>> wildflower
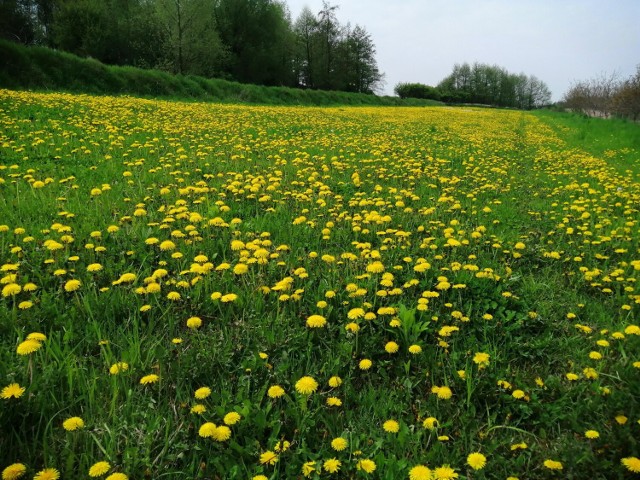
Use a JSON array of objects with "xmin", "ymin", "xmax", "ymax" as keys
[
  {"xmin": 466, "ymin": 452, "xmax": 486, "ymax": 470},
  {"xmin": 295, "ymin": 376, "xmax": 318, "ymax": 395},
  {"xmin": 198, "ymin": 422, "xmax": 217, "ymax": 438},
  {"xmin": 622, "ymin": 457, "xmax": 640, "ymax": 473},
  {"xmin": 385, "ymin": 341, "xmax": 399, "ymax": 353},
  {"xmin": 326, "ymin": 396, "xmax": 342, "ymax": 406},
  {"xmin": 267, "ymin": 385, "xmax": 285, "ymax": 398},
  {"xmin": 88, "ymin": 461, "xmax": 110, "ymax": 477},
  {"xmin": 167, "ymin": 291, "xmax": 181, "ymax": 301},
  {"xmin": 348, "ymin": 307, "xmax": 365, "ymax": 319},
  {"xmin": 331, "ymin": 437, "xmax": 348, "ymax": 451},
  {"xmin": 33, "ymin": 469, "xmax": 60, "ymax": 480},
  {"xmin": 356, "ymin": 459, "xmax": 376, "ymax": 474},
  {"xmin": 109, "ymin": 362, "xmax": 129, "ymax": 375},
  {"xmin": 409, "ymin": 465, "xmax": 432, "ymax": 480},
  {"xmin": 62, "ymin": 417, "xmax": 84, "ymax": 431},
  {"xmin": 223, "ymin": 412, "xmax": 241, "ymax": 425},
  {"xmin": 212, "ymin": 425, "xmax": 231, "ymax": 441},
  {"xmin": 306, "ymin": 315, "xmax": 327, "ymax": 328},
  {"xmin": 359, "ymin": 359, "xmax": 372, "ymax": 370},
  {"xmin": 2, "ymin": 463, "xmax": 26, "ymax": 480},
  {"xmin": 302, "ymin": 461, "xmax": 317, "ymax": 477},
  {"xmin": 1, "ymin": 383, "xmax": 25, "ymax": 399},
  {"xmin": 615, "ymin": 415, "xmax": 628, "ymax": 425},
  {"xmin": 2, "ymin": 283, "xmax": 21, "ymax": 297},
  {"xmin": 194, "ymin": 387, "xmax": 211, "ymax": 399},
  {"xmin": 252, "ymin": 476, "xmax": 268, "ymax": 480},
  {"xmin": 433, "ymin": 466, "xmax": 458, "ymax": 479},
  {"xmin": 64, "ymin": 279, "xmax": 81, "ymax": 292},
  {"xmin": 186, "ymin": 317, "xmax": 202, "ymax": 329},
  {"xmin": 191, "ymin": 404, "xmax": 206, "ymax": 414},
  {"xmin": 105, "ymin": 474, "xmax": 127, "ymax": 480},
  {"xmin": 259, "ymin": 451, "xmax": 278, "ymax": 466},
  {"xmin": 423, "ymin": 417, "xmax": 438, "ymax": 430},
  {"xmin": 345, "ymin": 322, "xmax": 360, "ymax": 333},
  {"xmin": 274, "ymin": 440, "xmax": 290, "ymax": 452},
  {"xmin": 16, "ymin": 339, "xmax": 42, "ymax": 355},
  {"xmin": 512, "ymin": 389, "xmax": 525, "ymax": 399},
  {"xmin": 473, "ymin": 352, "xmax": 490, "ymax": 368},
  {"xmin": 140, "ymin": 374, "xmax": 159, "ymax": 385},
  {"xmin": 383, "ymin": 419, "xmax": 400, "ymax": 432},
  {"xmin": 584, "ymin": 430, "xmax": 599, "ymax": 439},
  {"xmin": 328, "ymin": 376, "xmax": 342, "ymax": 387},
  {"xmin": 323, "ymin": 458, "xmax": 341, "ymax": 474},
  {"xmin": 432, "ymin": 386, "xmax": 452, "ymax": 400},
  {"xmin": 221, "ymin": 293, "xmax": 237, "ymax": 302},
  {"xmin": 543, "ymin": 460, "xmax": 563, "ymax": 470},
  {"xmin": 409, "ymin": 344, "xmax": 422, "ymax": 354}
]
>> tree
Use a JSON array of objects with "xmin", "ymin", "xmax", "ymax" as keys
[
  {"xmin": 293, "ymin": 5, "xmax": 317, "ymax": 88},
  {"xmin": 394, "ymin": 82, "xmax": 440, "ymax": 100},
  {"xmin": 611, "ymin": 66, "xmax": 640, "ymax": 120},
  {"xmin": 337, "ymin": 24, "xmax": 382, "ymax": 93}
]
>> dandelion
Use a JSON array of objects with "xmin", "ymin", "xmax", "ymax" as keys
[
  {"xmin": 409, "ymin": 344, "xmax": 422, "ymax": 354},
  {"xmin": 306, "ymin": 314, "xmax": 327, "ymax": 328},
  {"xmin": 2, "ymin": 463, "xmax": 26, "ymax": 480},
  {"xmin": 212, "ymin": 425, "xmax": 231, "ymax": 441},
  {"xmin": 105, "ymin": 474, "xmax": 127, "ymax": 480},
  {"xmin": 409, "ymin": 465, "xmax": 432, "ymax": 480},
  {"xmin": 295, "ymin": 376, "xmax": 318, "ymax": 395},
  {"xmin": 622, "ymin": 457, "xmax": 640, "ymax": 473},
  {"xmin": 301, "ymin": 461, "xmax": 317, "ymax": 477},
  {"xmin": 62, "ymin": 417, "xmax": 84, "ymax": 431},
  {"xmin": 198, "ymin": 422, "xmax": 217, "ymax": 438},
  {"xmin": 432, "ymin": 386, "xmax": 452, "ymax": 400},
  {"xmin": 584, "ymin": 430, "xmax": 599, "ymax": 439},
  {"xmin": 473, "ymin": 352, "xmax": 490, "ymax": 368},
  {"xmin": 466, "ymin": 452, "xmax": 486, "ymax": 470},
  {"xmin": 1, "ymin": 383, "xmax": 25, "ymax": 399},
  {"xmin": 326, "ymin": 396, "xmax": 342, "ymax": 406},
  {"xmin": 331, "ymin": 437, "xmax": 348, "ymax": 451},
  {"xmin": 64, "ymin": 279, "xmax": 81, "ymax": 292},
  {"xmin": 432, "ymin": 466, "xmax": 458, "ymax": 479},
  {"xmin": 328, "ymin": 376, "xmax": 342, "ymax": 387},
  {"xmin": 323, "ymin": 458, "xmax": 341, "ymax": 474},
  {"xmin": 186, "ymin": 317, "xmax": 202, "ymax": 329},
  {"xmin": 267, "ymin": 385, "xmax": 285, "ymax": 398},
  {"xmin": 220, "ymin": 293, "xmax": 237, "ymax": 303},
  {"xmin": 223, "ymin": 412, "xmax": 241, "ymax": 425},
  {"xmin": 383, "ymin": 419, "xmax": 400, "ymax": 433},
  {"xmin": 259, "ymin": 451, "xmax": 278, "ymax": 466},
  {"xmin": 194, "ymin": 387, "xmax": 211, "ymax": 399},
  {"xmin": 423, "ymin": 417, "xmax": 438, "ymax": 430},
  {"xmin": 543, "ymin": 460, "xmax": 563, "ymax": 470},
  {"xmin": 33, "ymin": 469, "xmax": 60, "ymax": 480},
  {"xmin": 512, "ymin": 389, "xmax": 526, "ymax": 399},
  {"xmin": 191, "ymin": 404, "xmax": 206, "ymax": 414},
  {"xmin": 359, "ymin": 359, "xmax": 372, "ymax": 370},
  {"xmin": 16, "ymin": 339, "xmax": 42, "ymax": 355},
  {"xmin": 140, "ymin": 374, "xmax": 159, "ymax": 385},
  {"xmin": 385, "ymin": 341, "xmax": 399, "ymax": 353},
  {"xmin": 88, "ymin": 461, "xmax": 110, "ymax": 477},
  {"xmin": 353, "ymin": 459, "xmax": 376, "ymax": 474},
  {"xmin": 2, "ymin": 283, "xmax": 21, "ymax": 297},
  {"xmin": 109, "ymin": 362, "xmax": 129, "ymax": 375}
]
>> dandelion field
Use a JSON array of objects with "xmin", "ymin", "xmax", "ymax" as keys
[{"xmin": 1, "ymin": 89, "xmax": 639, "ymax": 479}]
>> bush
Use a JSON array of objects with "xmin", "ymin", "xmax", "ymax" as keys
[{"xmin": 394, "ymin": 82, "xmax": 441, "ymax": 100}]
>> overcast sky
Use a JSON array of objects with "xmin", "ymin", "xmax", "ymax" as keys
[{"xmin": 284, "ymin": 0, "xmax": 639, "ymax": 100}]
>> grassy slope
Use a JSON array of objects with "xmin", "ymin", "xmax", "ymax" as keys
[{"xmin": 0, "ymin": 40, "xmax": 442, "ymax": 107}]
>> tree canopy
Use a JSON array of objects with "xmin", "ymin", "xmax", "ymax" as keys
[{"xmin": 0, "ymin": 0, "xmax": 384, "ymax": 93}]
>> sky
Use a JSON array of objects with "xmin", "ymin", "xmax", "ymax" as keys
[{"xmin": 284, "ymin": 0, "xmax": 640, "ymax": 100}]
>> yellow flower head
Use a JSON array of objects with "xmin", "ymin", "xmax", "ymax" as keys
[
  {"xmin": 62, "ymin": 416, "xmax": 84, "ymax": 431},
  {"xmin": 88, "ymin": 461, "xmax": 110, "ymax": 477},
  {"xmin": 467, "ymin": 452, "xmax": 487, "ymax": 470},
  {"xmin": 295, "ymin": 376, "xmax": 318, "ymax": 395}
]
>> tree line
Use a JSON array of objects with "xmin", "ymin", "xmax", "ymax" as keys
[
  {"xmin": 0, "ymin": 0, "xmax": 383, "ymax": 93},
  {"xmin": 562, "ymin": 67, "xmax": 640, "ymax": 120},
  {"xmin": 395, "ymin": 62, "xmax": 552, "ymax": 109}
]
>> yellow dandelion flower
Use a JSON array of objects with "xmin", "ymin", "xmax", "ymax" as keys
[
  {"xmin": 422, "ymin": 417, "xmax": 438, "ymax": 430},
  {"xmin": 306, "ymin": 314, "xmax": 327, "ymax": 328},
  {"xmin": 16, "ymin": 339, "xmax": 42, "ymax": 355},
  {"xmin": 409, "ymin": 465, "xmax": 432, "ymax": 480},
  {"xmin": 64, "ymin": 279, "xmax": 81, "ymax": 292},
  {"xmin": 1, "ymin": 383, "xmax": 25, "ymax": 399},
  {"xmin": 433, "ymin": 465, "xmax": 458, "ymax": 479},
  {"xmin": 140, "ymin": 374, "xmax": 159, "ymax": 385},
  {"xmin": 385, "ymin": 341, "xmax": 399, "ymax": 353},
  {"xmin": 105, "ymin": 473, "xmax": 127, "ymax": 480},
  {"xmin": 33, "ymin": 468, "xmax": 60, "ymax": 480},
  {"xmin": 194, "ymin": 387, "xmax": 211, "ymax": 399},
  {"xmin": 467, "ymin": 452, "xmax": 486, "ymax": 470},
  {"xmin": 88, "ymin": 461, "xmax": 110, "ymax": 477},
  {"xmin": 359, "ymin": 359, "xmax": 372, "ymax": 370},
  {"xmin": 186, "ymin": 317, "xmax": 202, "ymax": 329},
  {"xmin": 212, "ymin": 425, "xmax": 231, "ymax": 442},
  {"xmin": 543, "ymin": 460, "xmax": 563, "ymax": 470},
  {"xmin": 62, "ymin": 416, "xmax": 84, "ymax": 431},
  {"xmin": 259, "ymin": 451, "xmax": 278, "ymax": 466},
  {"xmin": 622, "ymin": 457, "xmax": 640, "ymax": 473},
  {"xmin": 295, "ymin": 376, "xmax": 318, "ymax": 395},
  {"xmin": 356, "ymin": 459, "xmax": 376, "ymax": 474},
  {"xmin": 2, "ymin": 463, "xmax": 27, "ymax": 480},
  {"xmin": 198, "ymin": 422, "xmax": 217, "ymax": 438},
  {"xmin": 383, "ymin": 419, "xmax": 400, "ymax": 433},
  {"xmin": 331, "ymin": 437, "xmax": 348, "ymax": 451},
  {"xmin": 223, "ymin": 412, "xmax": 241, "ymax": 425},
  {"xmin": 323, "ymin": 458, "xmax": 341, "ymax": 474},
  {"xmin": 267, "ymin": 385, "xmax": 285, "ymax": 398},
  {"xmin": 328, "ymin": 376, "xmax": 342, "ymax": 387}
]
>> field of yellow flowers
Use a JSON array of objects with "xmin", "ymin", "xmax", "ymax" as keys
[{"xmin": 0, "ymin": 89, "xmax": 639, "ymax": 480}]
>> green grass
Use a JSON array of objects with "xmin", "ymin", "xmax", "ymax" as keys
[
  {"xmin": 0, "ymin": 40, "xmax": 442, "ymax": 107},
  {"xmin": 0, "ymin": 91, "xmax": 639, "ymax": 479}
]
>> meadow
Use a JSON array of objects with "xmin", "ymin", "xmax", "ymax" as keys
[{"xmin": 0, "ymin": 89, "xmax": 639, "ymax": 480}]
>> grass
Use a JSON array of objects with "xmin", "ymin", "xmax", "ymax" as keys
[
  {"xmin": 0, "ymin": 89, "xmax": 639, "ymax": 480},
  {"xmin": 0, "ymin": 40, "xmax": 441, "ymax": 107}
]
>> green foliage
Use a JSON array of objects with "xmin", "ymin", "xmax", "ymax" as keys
[
  {"xmin": 394, "ymin": 83, "xmax": 441, "ymax": 100},
  {"xmin": 0, "ymin": 40, "xmax": 441, "ymax": 106}
]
